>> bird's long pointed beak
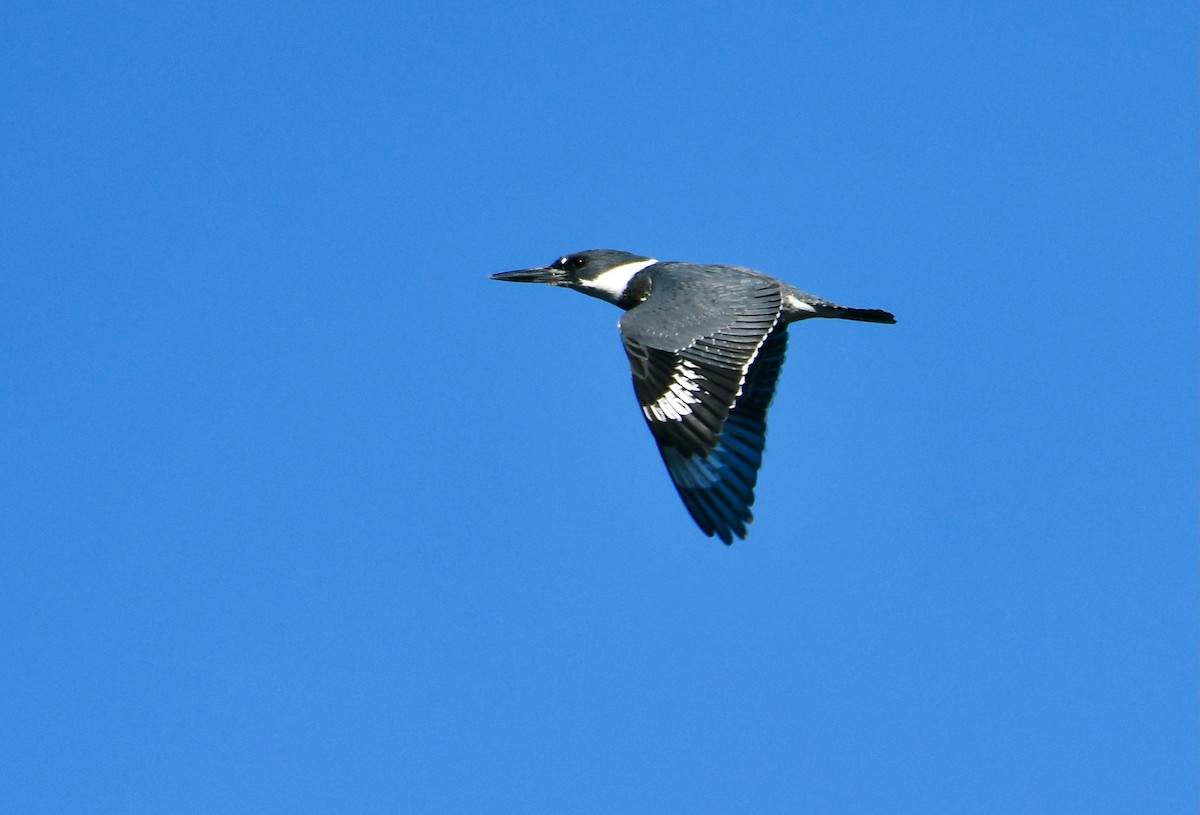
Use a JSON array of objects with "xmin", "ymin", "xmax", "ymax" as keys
[{"xmin": 490, "ymin": 267, "xmax": 567, "ymax": 285}]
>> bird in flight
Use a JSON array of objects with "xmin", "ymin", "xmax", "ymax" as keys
[{"xmin": 491, "ymin": 249, "xmax": 895, "ymax": 544}]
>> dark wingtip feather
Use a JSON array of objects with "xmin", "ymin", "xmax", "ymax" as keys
[{"xmin": 664, "ymin": 449, "xmax": 753, "ymax": 545}]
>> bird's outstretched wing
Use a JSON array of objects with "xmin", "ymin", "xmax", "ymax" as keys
[{"xmin": 619, "ymin": 269, "xmax": 787, "ymax": 543}]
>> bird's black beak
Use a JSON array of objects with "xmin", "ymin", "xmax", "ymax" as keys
[{"xmin": 490, "ymin": 267, "xmax": 568, "ymax": 285}]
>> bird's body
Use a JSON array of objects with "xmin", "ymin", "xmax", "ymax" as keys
[{"xmin": 492, "ymin": 250, "xmax": 894, "ymax": 544}]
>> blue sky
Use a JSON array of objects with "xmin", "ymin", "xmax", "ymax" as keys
[{"xmin": 2, "ymin": 2, "xmax": 1195, "ymax": 812}]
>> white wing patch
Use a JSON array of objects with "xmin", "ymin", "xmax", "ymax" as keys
[{"xmin": 642, "ymin": 359, "xmax": 704, "ymax": 422}]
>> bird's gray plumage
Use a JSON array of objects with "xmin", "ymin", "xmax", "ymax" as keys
[{"xmin": 491, "ymin": 249, "xmax": 895, "ymax": 545}]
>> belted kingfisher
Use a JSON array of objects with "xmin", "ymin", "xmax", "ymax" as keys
[{"xmin": 492, "ymin": 249, "xmax": 895, "ymax": 545}]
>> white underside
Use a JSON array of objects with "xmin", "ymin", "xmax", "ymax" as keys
[
  {"xmin": 784, "ymin": 291, "xmax": 818, "ymax": 313},
  {"xmin": 577, "ymin": 258, "xmax": 657, "ymax": 301}
]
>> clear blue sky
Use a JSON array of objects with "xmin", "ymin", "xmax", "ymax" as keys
[{"xmin": 2, "ymin": 2, "xmax": 1195, "ymax": 812}]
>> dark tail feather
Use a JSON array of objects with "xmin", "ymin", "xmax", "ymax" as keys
[{"xmin": 819, "ymin": 305, "xmax": 896, "ymax": 324}]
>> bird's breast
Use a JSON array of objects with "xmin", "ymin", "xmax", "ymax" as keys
[{"xmin": 616, "ymin": 271, "xmax": 653, "ymax": 310}]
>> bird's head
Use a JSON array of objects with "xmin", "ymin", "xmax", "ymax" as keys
[{"xmin": 491, "ymin": 249, "xmax": 657, "ymax": 305}]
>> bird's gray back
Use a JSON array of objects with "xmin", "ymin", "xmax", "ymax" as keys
[{"xmin": 618, "ymin": 263, "xmax": 784, "ymax": 352}]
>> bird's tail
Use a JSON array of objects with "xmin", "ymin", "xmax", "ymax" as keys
[
  {"xmin": 815, "ymin": 304, "xmax": 896, "ymax": 324},
  {"xmin": 785, "ymin": 289, "xmax": 896, "ymax": 324}
]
